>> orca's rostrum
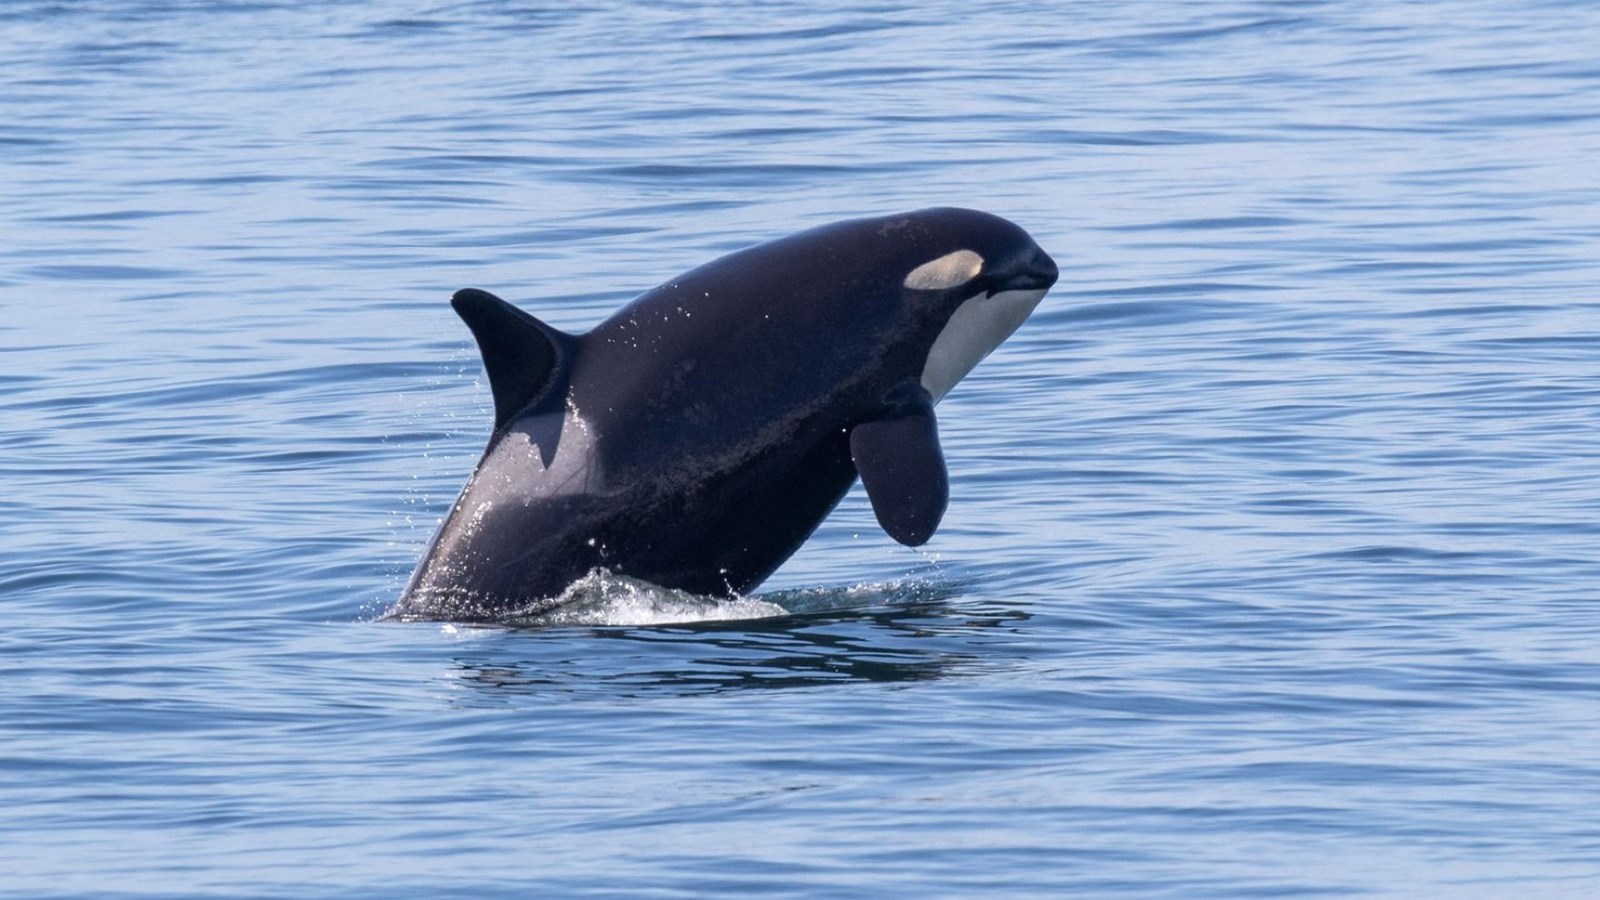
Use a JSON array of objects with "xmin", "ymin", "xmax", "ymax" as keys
[{"xmin": 392, "ymin": 208, "xmax": 1058, "ymax": 621}]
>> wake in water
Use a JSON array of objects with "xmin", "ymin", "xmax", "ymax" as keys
[{"xmin": 383, "ymin": 567, "xmax": 962, "ymax": 628}]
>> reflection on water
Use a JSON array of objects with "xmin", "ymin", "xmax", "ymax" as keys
[{"xmin": 444, "ymin": 579, "xmax": 1032, "ymax": 697}]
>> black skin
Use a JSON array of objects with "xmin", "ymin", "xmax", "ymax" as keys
[{"xmin": 391, "ymin": 207, "xmax": 1057, "ymax": 622}]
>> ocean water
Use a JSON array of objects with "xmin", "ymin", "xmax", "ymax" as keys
[{"xmin": 3, "ymin": 0, "xmax": 1599, "ymax": 896}]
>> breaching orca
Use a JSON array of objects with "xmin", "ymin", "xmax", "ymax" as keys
[{"xmin": 391, "ymin": 208, "xmax": 1057, "ymax": 621}]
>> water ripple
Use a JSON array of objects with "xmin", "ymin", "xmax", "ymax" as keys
[{"xmin": 4, "ymin": 0, "xmax": 1600, "ymax": 896}]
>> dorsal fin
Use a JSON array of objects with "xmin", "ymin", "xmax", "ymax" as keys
[{"xmin": 451, "ymin": 288, "xmax": 575, "ymax": 432}]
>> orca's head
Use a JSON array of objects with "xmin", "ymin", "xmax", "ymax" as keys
[{"xmin": 887, "ymin": 208, "xmax": 1058, "ymax": 402}]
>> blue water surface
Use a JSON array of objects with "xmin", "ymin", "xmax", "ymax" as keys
[{"xmin": 3, "ymin": 1, "xmax": 1599, "ymax": 896}]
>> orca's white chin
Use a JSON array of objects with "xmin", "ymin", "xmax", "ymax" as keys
[{"xmin": 920, "ymin": 287, "xmax": 1047, "ymax": 402}]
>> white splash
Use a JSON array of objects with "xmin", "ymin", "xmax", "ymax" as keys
[{"xmin": 507, "ymin": 570, "xmax": 788, "ymax": 627}]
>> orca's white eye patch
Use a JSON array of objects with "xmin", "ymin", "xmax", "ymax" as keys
[{"xmin": 903, "ymin": 249, "xmax": 984, "ymax": 292}]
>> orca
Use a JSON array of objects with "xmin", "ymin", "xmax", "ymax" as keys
[{"xmin": 391, "ymin": 208, "xmax": 1057, "ymax": 621}]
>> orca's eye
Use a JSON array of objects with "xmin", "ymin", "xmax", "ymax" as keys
[{"xmin": 903, "ymin": 249, "xmax": 984, "ymax": 292}]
